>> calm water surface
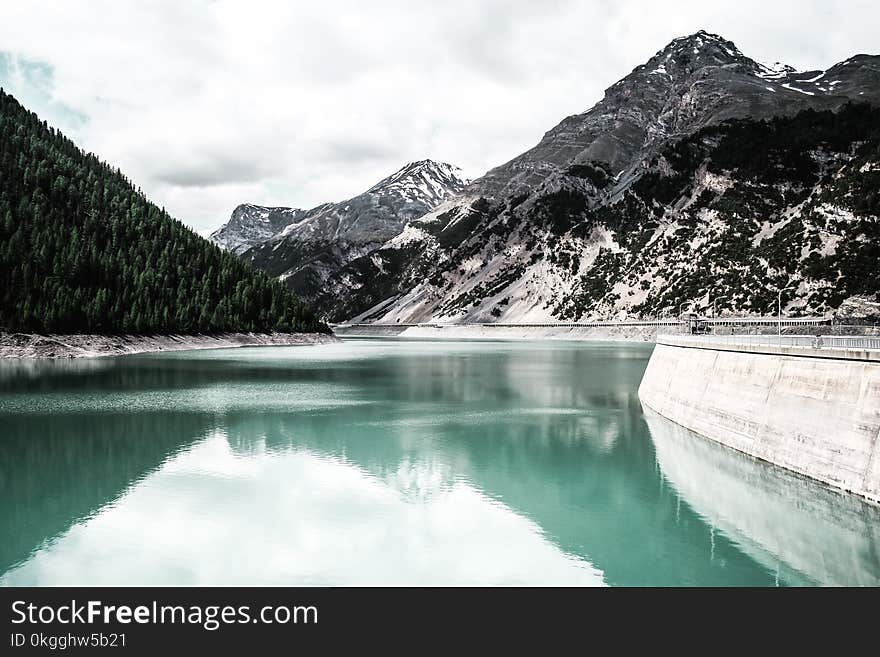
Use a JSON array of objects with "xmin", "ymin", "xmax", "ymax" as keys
[{"xmin": 1, "ymin": 338, "xmax": 878, "ymax": 586}]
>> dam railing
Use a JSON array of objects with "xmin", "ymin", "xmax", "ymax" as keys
[{"xmin": 659, "ymin": 333, "xmax": 880, "ymax": 352}]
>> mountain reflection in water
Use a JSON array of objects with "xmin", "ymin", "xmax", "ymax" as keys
[{"xmin": 1, "ymin": 339, "xmax": 877, "ymax": 585}]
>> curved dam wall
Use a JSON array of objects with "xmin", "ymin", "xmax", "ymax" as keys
[{"xmin": 638, "ymin": 336, "xmax": 880, "ymax": 503}]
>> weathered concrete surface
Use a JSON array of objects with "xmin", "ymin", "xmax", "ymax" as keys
[{"xmin": 639, "ymin": 338, "xmax": 880, "ymax": 503}]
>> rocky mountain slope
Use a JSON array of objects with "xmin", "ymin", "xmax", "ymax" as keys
[
  {"xmin": 213, "ymin": 160, "xmax": 466, "ymax": 304},
  {"xmin": 315, "ymin": 31, "xmax": 879, "ymax": 323},
  {"xmin": 210, "ymin": 204, "xmax": 317, "ymax": 255}
]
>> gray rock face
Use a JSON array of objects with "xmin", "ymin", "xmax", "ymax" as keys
[
  {"xmin": 473, "ymin": 31, "xmax": 878, "ymax": 201},
  {"xmin": 235, "ymin": 160, "xmax": 467, "ymax": 304},
  {"xmin": 209, "ymin": 203, "xmax": 315, "ymax": 255},
  {"xmin": 317, "ymin": 31, "xmax": 880, "ymax": 323}
]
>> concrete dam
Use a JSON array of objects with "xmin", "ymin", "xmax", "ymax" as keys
[{"xmin": 638, "ymin": 334, "xmax": 880, "ymax": 504}]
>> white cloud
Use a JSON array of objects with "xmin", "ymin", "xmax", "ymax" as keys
[{"xmin": 0, "ymin": 0, "xmax": 876, "ymax": 232}]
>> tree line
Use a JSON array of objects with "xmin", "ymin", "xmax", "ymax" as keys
[{"xmin": 0, "ymin": 88, "xmax": 327, "ymax": 335}]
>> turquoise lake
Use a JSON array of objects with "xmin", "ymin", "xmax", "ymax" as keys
[{"xmin": 1, "ymin": 338, "xmax": 878, "ymax": 586}]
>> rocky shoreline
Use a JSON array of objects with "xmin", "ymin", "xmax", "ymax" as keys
[{"xmin": 0, "ymin": 331, "xmax": 338, "ymax": 359}]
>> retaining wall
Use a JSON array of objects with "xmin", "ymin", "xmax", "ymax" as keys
[{"xmin": 638, "ymin": 336, "xmax": 880, "ymax": 503}]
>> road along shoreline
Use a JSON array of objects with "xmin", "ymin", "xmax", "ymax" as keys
[{"xmin": 334, "ymin": 323, "xmax": 661, "ymax": 342}]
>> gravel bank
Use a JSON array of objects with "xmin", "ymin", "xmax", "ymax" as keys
[{"xmin": 0, "ymin": 332, "xmax": 338, "ymax": 359}]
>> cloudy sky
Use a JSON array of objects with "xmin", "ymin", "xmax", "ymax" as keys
[{"xmin": 0, "ymin": 1, "xmax": 876, "ymax": 233}]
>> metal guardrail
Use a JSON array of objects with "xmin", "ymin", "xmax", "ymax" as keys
[
  {"xmin": 698, "ymin": 317, "xmax": 832, "ymax": 325},
  {"xmin": 335, "ymin": 321, "xmax": 682, "ymax": 328},
  {"xmin": 660, "ymin": 333, "xmax": 880, "ymax": 351}
]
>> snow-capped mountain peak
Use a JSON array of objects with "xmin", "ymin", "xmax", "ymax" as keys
[
  {"xmin": 368, "ymin": 159, "xmax": 469, "ymax": 206},
  {"xmin": 210, "ymin": 160, "xmax": 466, "ymax": 258},
  {"xmin": 644, "ymin": 31, "xmax": 796, "ymax": 82},
  {"xmin": 658, "ymin": 30, "xmax": 746, "ymax": 63},
  {"xmin": 229, "ymin": 159, "xmax": 468, "ymax": 304}
]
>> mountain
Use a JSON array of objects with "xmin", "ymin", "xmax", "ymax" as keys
[
  {"xmin": 0, "ymin": 88, "xmax": 326, "ymax": 335},
  {"xmin": 316, "ymin": 31, "xmax": 880, "ymax": 323},
  {"xmin": 210, "ymin": 204, "xmax": 318, "ymax": 255},
  {"xmin": 475, "ymin": 32, "xmax": 878, "ymax": 199},
  {"xmin": 218, "ymin": 160, "xmax": 466, "ymax": 305}
]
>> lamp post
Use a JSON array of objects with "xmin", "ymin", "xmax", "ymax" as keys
[
  {"xmin": 712, "ymin": 296, "xmax": 727, "ymax": 335},
  {"xmin": 777, "ymin": 283, "xmax": 797, "ymax": 340}
]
